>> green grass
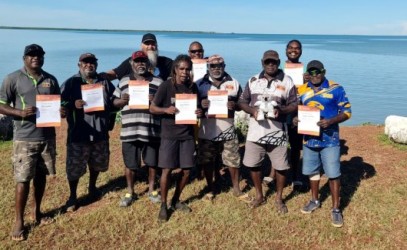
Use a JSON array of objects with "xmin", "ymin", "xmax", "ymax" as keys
[
  {"xmin": 0, "ymin": 126, "xmax": 406, "ymax": 249},
  {"xmin": 378, "ymin": 133, "xmax": 407, "ymax": 151}
]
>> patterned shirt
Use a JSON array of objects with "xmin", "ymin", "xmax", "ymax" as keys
[
  {"xmin": 238, "ymin": 70, "xmax": 297, "ymax": 146},
  {"xmin": 196, "ymin": 73, "xmax": 242, "ymax": 141},
  {"xmin": 297, "ymin": 79, "xmax": 352, "ymax": 148}
]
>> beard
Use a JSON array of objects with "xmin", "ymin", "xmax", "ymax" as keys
[{"xmin": 146, "ymin": 50, "xmax": 158, "ymax": 68}]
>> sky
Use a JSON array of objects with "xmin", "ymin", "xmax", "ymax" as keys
[{"xmin": 1, "ymin": 0, "xmax": 407, "ymax": 36}]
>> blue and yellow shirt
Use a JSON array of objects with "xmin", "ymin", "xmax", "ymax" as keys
[{"xmin": 297, "ymin": 79, "xmax": 351, "ymax": 148}]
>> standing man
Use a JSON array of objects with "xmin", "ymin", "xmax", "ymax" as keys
[
  {"xmin": 150, "ymin": 54, "xmax": 202, "ymax": 222},
  {"xmin": 295, "ymin": 60, "xmax": 351, "ymax": 228},
  {"xmin": 113, "ymin": 51, "xmax": 163, "ymax": 206},
  {"xmin": 196, "ymin": 55, "xmax": 247, "ymax": 201},
  {"xmin": 0, "ymin": 44, "xmax": 60, "ymax": 241},
  {"xmin": 61, "ymin": 53, "xmax": 116, "ymax": 212},
  {"xmin": 238, "ymin": 50, "xmax": 297, "ymax": 212},
  {"xmin": 105, "ymin": 33, "xmax": 173, "ymax": 81}
]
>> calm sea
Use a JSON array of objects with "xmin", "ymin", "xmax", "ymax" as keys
[{"xmin": 1, "ymin": 28, "xmax": 406, "ymax": 125}]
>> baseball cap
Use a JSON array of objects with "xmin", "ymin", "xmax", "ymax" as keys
[
  {"xmin": 131, "ymin": 50, "xmax": 148, "ymax": 60},
  {"xmin": 79, "ymin": 53, "xmax": 98, "ymax": 61},
  {"xmin": 262, "ymin": 50, "xmax": 279, "ymax": 61},
  {"xmin": 207, "ymin": 54, "xmax": 224, "ymax": 64},
  {"xmin": 306, "ymin": 60, "xmax": 324, "ymax": 71},
  {"xmin": 142, "ymin": 33, "xmax": 157, "ymax": 44},
  {"xmin": 24, "ymin": 44, "xmax": 45, "ymax": 56}
]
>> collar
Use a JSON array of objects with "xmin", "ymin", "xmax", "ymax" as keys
[
  {"xmin": 258, "ymin": 69, "xmax": 284, "ymax": 82},
  {"xmin": 198, "ymin": 72, "xmax": 233, "ymax": 87},
  {"xmin": 306, "ymin": 78, "xmax": 329, "ymax": 91}
]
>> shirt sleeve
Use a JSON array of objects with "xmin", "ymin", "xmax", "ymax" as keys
[
  {"xmin": 336, "ymin": 86, "xmax": 352, "ymax": 118},
  {"xmin": 113, "ymin": 57, "xmax": 131, "ymax": 80},
  {"xmin": 0, "ymin": 75, "xmax": 15, "ymax": 105},
  {"xmin": 238, "ymin": 81, "xmax": 251, "ymax": 105}
]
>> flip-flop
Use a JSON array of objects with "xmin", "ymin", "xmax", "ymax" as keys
[
  {"xmin": 248, "ymin": 198, "xmax": 266, "ymax": 209},
  {"xmin": 11, "ymin": 230, "xmax": 25, "ymax": 242},
  {"xmin": 202, "ymin": 193, "xmax": 214, "ymax": 202},
  {"xmin": 274, "ymin": 201, "xmax": 288, "ymax": 214},
  {"xmin": 233, "ymin": 192, "xmax": 254, "ymax": 203},
  {"xmin": 35, "ymin": 216, "xmax": 55, "ymax": 226}
]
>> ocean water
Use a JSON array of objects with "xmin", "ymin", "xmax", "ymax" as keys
[{"xmin": 1, "ymin": 29, "xmax": 406, "ymax": 125}]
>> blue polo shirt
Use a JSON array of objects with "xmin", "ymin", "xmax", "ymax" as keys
[{"xmin": 297, "ymin": 79, "xmax": 351, "ymax": 148}]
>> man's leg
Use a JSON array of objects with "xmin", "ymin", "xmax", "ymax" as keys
[
  {"xmin": 228, "ymin": 167, "xmax": 241, "ymax": 195},
  {"xmin": 32, "ymin": 172, "xmax": 46, "ymax": 222},
  {"xmin": 250, "ymin": 167, "xmax": 264, "ymax": 204},
  {"xmin": 88, "ymin": 168, "xmax": 100, "ymax": 195},
  {"xmin": 12, "ymin": 182, "xmax": 29, "ymax": 239},
  {"xmin": 202, "ymin": 164, "xmax": 214, "ymax": 194},
  {"xmin": 274, "ymin": 169, "xmax": 287, "ymax": 203},
  {"xmin": 148, "ymin": 166, "xmax": 156, "ymax": 194},
  {"xmin": 125, "ymin": 168, "xmax": 136, "ymax": 195},
  {"xmin": 329, "ymin": 178, "xmax": 341, "ymax": 209}
]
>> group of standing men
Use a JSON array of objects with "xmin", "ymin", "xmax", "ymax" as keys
[{"xmin": 1, "ymin": 33, "xmax": 352, "ymax": 241}]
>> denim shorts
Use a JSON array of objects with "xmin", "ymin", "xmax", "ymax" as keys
[{"xmin": 302, "ymin": 146, "xmax": 341, "ymax": 179}]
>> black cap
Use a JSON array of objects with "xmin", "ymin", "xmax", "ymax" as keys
[
  {"xmin": 24, "ymin": 44, "xmax": 45, "ymax": 56},
  {"xmin": 79, "ymin": 53, "xmax": 98, "ymax": 61},
  {"xmin": 142, "ymin": 33, "xmax": 157, "ymax": 43},
  {"xmin": 307, "ymin": 60, "xmax": 324, "ymax": 71}
]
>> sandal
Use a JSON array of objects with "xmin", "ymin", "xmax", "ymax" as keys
[
  {"xmin": 233, "ymin": 192, "xmax": 254, "ymax": 204},
  {"xmin": 11, "ymin": 230, "xmax": 25, "ymax": 242},
  {"xmin": 248, "ymin": 198, "xmax": 266, "ymax": 209},
  {"xmin": 274, "ymin": 201, "xmax": 288, "ymax": 214}
]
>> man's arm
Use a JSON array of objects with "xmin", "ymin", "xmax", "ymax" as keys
[
  {"xmin": 149, "ymin": 101, "xmax": 176, "ymax": 115},
  {"xmin": 0, "ymin": 103, "xmax": 36, "ymax": 118}
]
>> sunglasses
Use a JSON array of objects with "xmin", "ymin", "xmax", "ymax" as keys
[
  {"xmin": 263, "ymin": 59, "xmax": 279, "ymax": 65},
  {"xmin": 190, "ymin": 49, "xmax": 204, "ymax": 54},
  {"xmin": 307, "ymin": 69, "xmax": 325, "ymax": 76},
  {"xmin": 209, "ymin": 63, "xmax": 224, "ymax": 69},
  {"xmin": 133, "ymin": 58, "xmax": 148, "ymax": 63}
]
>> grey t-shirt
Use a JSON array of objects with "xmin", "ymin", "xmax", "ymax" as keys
[{"xmin": 0, "ymin": 68, "xmax": 60, "ymax": 141}]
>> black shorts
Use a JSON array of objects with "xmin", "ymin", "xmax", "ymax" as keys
[
  {"xmin": 122, "ymin": 141, "xmax": 159, "ymax": 170},
  {"xmin": 158, "ymin": 139, "xmax": 195, "ymax": 169}
]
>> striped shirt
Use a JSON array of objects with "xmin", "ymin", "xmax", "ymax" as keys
[{"xmin": 114, "ymin": 74, "xmax": 162, "ymax": 143}]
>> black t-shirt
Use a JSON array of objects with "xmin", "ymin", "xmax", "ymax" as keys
[
  {"xmin": 152, "ymin": 80, "xmax": 198, "ymax": 140},
  {"xmin": 113, "ymin": 56, "xmax": 173, "ymax": 81}
]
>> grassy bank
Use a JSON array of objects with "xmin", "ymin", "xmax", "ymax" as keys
[{"xmin": 0, "ymin": 124, "xmax": 406, "ymax": 249}]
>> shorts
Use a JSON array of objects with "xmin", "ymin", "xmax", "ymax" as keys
[
  {"xmin": 12, "ymin": 140, "xmax": 56, "ymax": 183},
  {"xmin": 122, "ymin": 141, "xmax": 159, "ymax": 170},
  {"xmin": 302, "ymin": 146, "xmax": 341, "ymax": 179},
  {"xmin": 66, "ymin": 141, "xmax": 110, "ymax": 181},
  {"xmin": 242, "ymin": 141, "xmax": 289, "ymax": 171},
  {"xmin": 158, "ymin": 139, "xmax": 195, "ymax": 169},
  {"xmin": 198, "ymin": 138, "xmax": 240, "ymax": 168}
]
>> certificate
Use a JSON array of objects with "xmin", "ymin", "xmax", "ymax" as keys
[
  {"xmin": 175, "ymin": 94, "xmax": 197, "ymax": 124},
  {"xmin": 207, "ymin": 90, "xmax": 228, "ymax": 118},
  {"xmin": 36, "ymin": 95, "xmax": 61, "ymax": 127},
  {"xmin": 128, "ymin": 80, "xmax": 149, "ymax": 109},
  {"xmin": 284, "ymin": 63, "xmax": 304, "ymax": 87},
  {"xmin": 192, "ymin": 58, "xmax": 207, "ymax": 82},
  {"xmin": 81, "ymin": 84, "xmax": 104, "ymax": 113},
  {"xmin": 298, "ymin": 105, "xmax": 320, "ymax": 136}
]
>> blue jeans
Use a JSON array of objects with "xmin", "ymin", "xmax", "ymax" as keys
[{"xmin": 302, "ymin": 146, "xmax": 341, "ymax": 179}]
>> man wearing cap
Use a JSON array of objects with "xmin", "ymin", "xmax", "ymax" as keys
[
  {"xmin": 105, "ymin": 33, "xmax": 173, "ymax": 81},
  {"xmin": 113, "ymin": 51, "xmax": 163, "ymax": 206},
  {"xmin": 196, "ymin": 54, "xmax": 247, "ymax": 201},
  {"xmin": 0, "ymin": 44, "xmax": 60, "ymax": 241},
  {"xmin": 238, "ymin": 50, "xmax": 297, "ymax": 212},
  {"xmin": 61, "ymin": 53, "xmax": 116, "ymax": 212},
  {"xmin": 294, "ymin": 60, "xmax": 351, "ymax": 227}
]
